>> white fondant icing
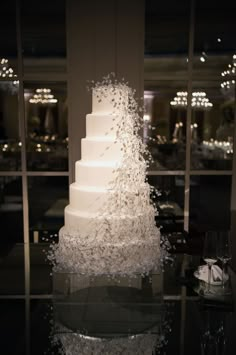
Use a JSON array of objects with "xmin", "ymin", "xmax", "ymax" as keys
[
  {"xmin": 64, "ymin": 205, "xmax": 155, "ymax": 242},
  {"xmin": 69, "ymin": 183, "xmax": 150, "ymax": 214},
  {"xmin": 75, "ymin": 161, "xmax": 119, "ymax": 188},
  {"xmin": 86, "ymin": 113, "xmax": 120, "ymax": 137},
  {"xmin": 81, "ymin": 137, "xmax": 123, "ymax": 161},
  {"xmin": 69, "ymin": 184, "xmax": 108, "ymax": 213}
]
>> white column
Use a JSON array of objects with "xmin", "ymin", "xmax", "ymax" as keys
[{"xmin": 66, "ymin": 0, "xmax": 144, "ymax": 182}]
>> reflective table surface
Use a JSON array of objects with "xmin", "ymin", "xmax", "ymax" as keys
[{"xmin": 1, "ymin": 253, "xmax": 236, "ymax": 355}]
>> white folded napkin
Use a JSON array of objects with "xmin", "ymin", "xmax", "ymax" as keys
[{"xmin": 194, "ymin": 264, "xmax": 229, "ymax": 285}]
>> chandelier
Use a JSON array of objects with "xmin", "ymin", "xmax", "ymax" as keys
[
  {"xmin": 170, "ymin": 91, "xmax": 213, "ymax": 110},
  {"xmin": 0, "ymin": 58, "xmax": 19, "ymax": 93},
  {"xmin": 29, "ymin": 88, "xmax": 58, "ymax": 104},
  {"xmin": 221, "ymin": 54, "xmax": 236, "ymax": 99}
]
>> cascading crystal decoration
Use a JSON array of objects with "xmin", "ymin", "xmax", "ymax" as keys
[
  {"xmin": 47, "ymin": 73, "xmax": 168, "ymax": 276},
  {"xmin": 52, "ymin": 324, "xmax": 167, "ymax": 355}
]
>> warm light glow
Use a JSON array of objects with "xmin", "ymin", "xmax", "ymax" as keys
[
  {"xmin": 170, "ymin": 91, "xmax": 213, "ymax": 109},
  {"xmin": 0, "ymin": 57, "xmax": 19, "ymax": 89},
  {"xmin": 144, "ymin": 92, "xmax": 154, "ymax": 99},
  {"xmin": 202, "ymin": 139, "xmax": 233, "ymax": 154},
  {"xmin": 29, "ymin": 88, "xmax": 58, "ymax": 104},
  {"xmin": 143, "ymin": 114, "xmax": 150, "ymax": 121},
  {"xmin": 221, "ymin": 54, "xmax": 236, "ymax": 95}
]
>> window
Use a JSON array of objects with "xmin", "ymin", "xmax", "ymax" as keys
[
  {"xmin": 0, "ymin": 0, "xmax": 235, "ymax": 302},
  {"xmin": 0, "ymin": 1, "xmax": 67, "ymax": 300},
  {"xmin": 145, "ymin": 0, "xmax": 235, "ymax": 233}
]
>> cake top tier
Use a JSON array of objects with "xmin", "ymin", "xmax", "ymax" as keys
[{"xmin": 92, "ymin": 85, "xmax": 128, "ymax": 114}]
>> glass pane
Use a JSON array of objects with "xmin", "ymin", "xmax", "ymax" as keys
[
  {"xmin": 0, "ymin": 176, "xmax": 24, "ymax": 295},
  {"xmin": 189, "ymin": 175, "xmax": 231, "ymax": 232},
  {"xmin": 21, "ymin": 0, "xmax": 66, "ymax": 75},
  {"xmin": 0, "ymin": 2, "xmax": 17, "ymax": 69},
  {"xmin": 0, "ymin": 82, "xmax": 21, "ymax": 171},
  {"xmin": 193, "ymin": 1, "xmax": 236, "ymax": 77},
  {"xmin": 24, "ymin": 82, "xmax": 68, "ymax": 171},
  {"xmin": 191, "ymin": 82, "xmax": 234, "ymax": 170},
  {"xmin": 0, "ymin": 300, "xmax": 26, "ymax": 354},
  {"xmin": 0, "ymin": 2, "xmax": 19, "ymax": 171},
  {"xmin": 144, "ymin": 82, "xmax": 187, "ymax": 170},
  {"xmin": 29, "ymin": 176, "xmax": 68, "ymax": 294},
  {"xmin": 31, "ymin": 300, "xmax": 53, "ymax": 354},
  {"xmin": 145, "ymin": 0, "xmax": 190, "ymax": 77},
  {"xmin": 147, "ymin": 175, "xmax": 185, "ymax": 233}
]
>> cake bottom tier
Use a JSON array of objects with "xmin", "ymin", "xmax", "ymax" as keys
[
  {"xmin": 64, "ymin": 206, "xmax": 157, "ymax": 242},
  {"xmin": 52, "ymin": 226, "xmax": 161, "ymax": 275}
]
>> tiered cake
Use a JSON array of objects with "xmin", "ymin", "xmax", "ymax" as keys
[{"xmin": 52, "ymin": 79, "xmax": 161, "ymax": 275}]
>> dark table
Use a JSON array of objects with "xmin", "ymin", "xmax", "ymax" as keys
[{"xmin": 0, "ymin": 252, "xmax": 235, "ymax": 354}]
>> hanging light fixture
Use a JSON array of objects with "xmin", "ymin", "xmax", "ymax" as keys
[
  {"xmin": 0, "ymin": 58, "xmax": 18, "ymax": 82},
  {"xmin": 29, "ymin": 88, "xmax": 58, "ymax": 104},
  {"xmin": 221, "ymin": 54, "xmax": 236, "ymax": 99},
  {"xmin": 170, "ymin": 91, "xmax": 213, "ymax": 110},
  {"xmin": 0, "ymin": 58, "xmax": 19, "ymax": 93}
]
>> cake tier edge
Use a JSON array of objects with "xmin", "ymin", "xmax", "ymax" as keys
[
  {"xmin": 69, "ymin": 183, "xmax": 150, "ymax": 213},
  {"xmin": 64, "ymin": 205, "xmax": 157, "ymax": 241},
  {"xmin": 75, "ymin": 160, "xmax": 146, "ymax": 188}
]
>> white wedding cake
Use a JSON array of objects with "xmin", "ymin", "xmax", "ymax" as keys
[{"xmin": 51, "ymin": 77, "xmax": 161, "ymax": 275}]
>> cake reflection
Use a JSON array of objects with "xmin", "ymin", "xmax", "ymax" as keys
[{"xmin": 51, "ymin": 272, "xmax": 170, "ymax": 355}]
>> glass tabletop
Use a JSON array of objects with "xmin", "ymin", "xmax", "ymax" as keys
[
  {"xmin": 47, "ymin": 256, "xmax": 235, "ymax": 355},
  {"xmin": 1, "ymin": 253, "xmax": 235, "ymax": 355}
]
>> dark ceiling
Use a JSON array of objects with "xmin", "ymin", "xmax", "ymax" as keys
[
  {"xmin": 0, "ymin": 0, "xmax": 236, "ymax": 59},
  {"xmin": 145, "ymin": 0, "xmax": 236, "ymax": 56},
  {"xmin": 0, "ymin": 0, "xmax": 66, "ymax": 58}
]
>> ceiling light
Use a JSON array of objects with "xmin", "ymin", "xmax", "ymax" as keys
[
  {"xmin": 0, "ymin": 57, "xmax": 19, "ymax": 93},
  {"xmin": 170, "ymin": 91, "xmax": 213, "ymax": 110},
  {"xmin": 143, "ymin": 114, "xmax": 150, "ymax": 121},
  {"xmin": 0, "ymin": 58, "xmax": 18, "ymax": 81},
  {"xmin": 221, "ymin": 53, "xmax": 236, "ymax": 99},
  {"xmin": 29, "ymin": 88, "xmax": 58, "ymax": 104}
]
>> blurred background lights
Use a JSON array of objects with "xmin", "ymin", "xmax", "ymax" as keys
[
  {"xmin": 29, "ymin": 88, "xmax": 58, "ymax": 104},
  {"xmin": 170, "ymin": 91, "xmax": 213, "ymax": 110}
]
